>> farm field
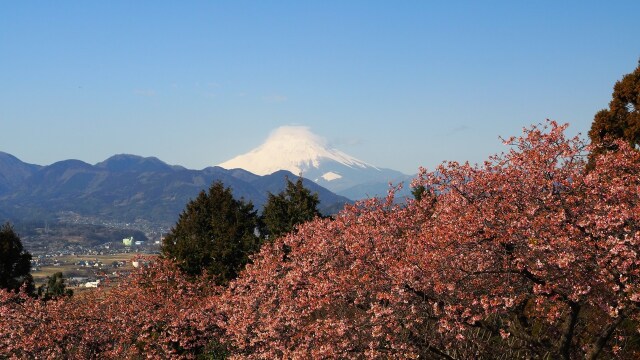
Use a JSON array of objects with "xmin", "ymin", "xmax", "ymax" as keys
[{"xmin": 31, "ymin": 252, "xmax": 158, "ymax": 292}]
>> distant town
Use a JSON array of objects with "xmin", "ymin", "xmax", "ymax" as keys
[{"xmin": 20, "ymin": 213, "xmax": 165, "ymax": 290}]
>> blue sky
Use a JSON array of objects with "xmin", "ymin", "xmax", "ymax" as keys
[{"xmin": 1, "ymin": 1, "xmax": 639, "ymax": 174}]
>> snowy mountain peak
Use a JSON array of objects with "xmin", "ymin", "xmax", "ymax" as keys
[{"xmin": 219, "ymin": 126, "xmax": 376, "ymax": 176}]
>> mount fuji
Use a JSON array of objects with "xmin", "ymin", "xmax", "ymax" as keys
[{"xmin": 219, "ymin": 126, "xmax": 412, "ymax": 200}]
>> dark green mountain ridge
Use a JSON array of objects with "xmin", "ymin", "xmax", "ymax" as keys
[{"xmin": 0, "ymin": 152, "xmax": 351, "ymax": 227}]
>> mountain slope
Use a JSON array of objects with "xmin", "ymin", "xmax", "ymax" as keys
[
  {"xmin": 219, "ymin": 126, "xmax": 412, "ymax": 198},
  {"xmin": 0, "ymin": 153, "xmax": 351, "ymax": 227},
  {"xmin": 0, "ymin": 152, "xmax": 41, "ymax": 196},
  {"xmin": 247, "ymin": 170, "xmax": 350, "ymax": 214},
  {"xmin": 96, "ymin": 154, "xmax": 181, "ymax": 172}
]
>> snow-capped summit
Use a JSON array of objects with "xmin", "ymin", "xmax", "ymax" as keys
[
  {"xmin": 219, "ymin": 126, "xmax": 410, "ymax": 199},
  {"xmin": 219, "ymin": 126, "xmax": 375, "ymax": 176}
]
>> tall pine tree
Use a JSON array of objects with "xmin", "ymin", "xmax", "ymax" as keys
[
  {"xmin": 162, "ymin": 181, "xmax": 261, "ymax": 284},
  {"xmin": 0, "ymin": 223, "xmax": 34, "ymax": 293},
  {"xmin": 262, "ymin": 176, "xmax": 322, "ymax": 240}
]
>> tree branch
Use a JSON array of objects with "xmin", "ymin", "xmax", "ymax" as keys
[
  {"xmin": 585, "ymin": 310, "xmax": 629, "ymax": 360},
  {"xmin": 559, "ymin": 301, "xmax": 580, "ymax": 360}
]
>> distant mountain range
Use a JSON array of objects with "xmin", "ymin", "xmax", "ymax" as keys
[
  {"xmin": 1, "ymin": 127, "xmax": 416, "ymax": 228},
  {"xmin": 0, "ymin": 152, "xmax": 350, "ymax": 227},
  {"xmin": 219, "ymin": 126, "xmax": 413, "ymax": 199}
]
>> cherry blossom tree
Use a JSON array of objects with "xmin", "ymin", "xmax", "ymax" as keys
[
  {"xmin": 221, "ymin": 121, "xmax": 640, "ymax": 359},
  {"xmin": 0, "ymin": 257, "xmax": 224, "ymax": 359}
]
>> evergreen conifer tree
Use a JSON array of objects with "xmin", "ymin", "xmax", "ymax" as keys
[
  {"xmin": 588, "ymin": 60, "xmax": 640, "ymax": 167},
  {"xmin": 161, "ymin": 181, "xmax": 261, "ymax": 284},
  {"xmin": 0, "ymin": 222, "xmax": 34, "ymax": 293},
  {"xmin": 262, "ymin": 176, "xmax": 322, "ymax": 239},
  {"xmin": 38, "ymin": 272, "xmax": 73, "ymax": 300}
]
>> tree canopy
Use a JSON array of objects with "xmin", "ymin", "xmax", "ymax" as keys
[
  {"xmin": 0, "ymin": 222, "xmax": 33, "ymax": 293},
  {"xmin": 37, "ymin": 272, "xmax": 73, "ymax": 300},
  {"xmin": 589, "ymin": 60, "xmax": 640, "ymax": 164},
  {"xmin": 262, "ymin": 176, "xmax": 322, "ymax": 239},
  {"xmin": 161, "ymin": 181, "xmax": 261, "ymax": 284},
  {"xmin": 0, "ymin": 258, "xmax": 223, "ymax": 358},
  {"xmin": 221, "ymin": 122, "xmax": 640, "ymax": 359},
  {"xmin": 2, "ymin": 122, "xmax": 640, "ymax": 359}
]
